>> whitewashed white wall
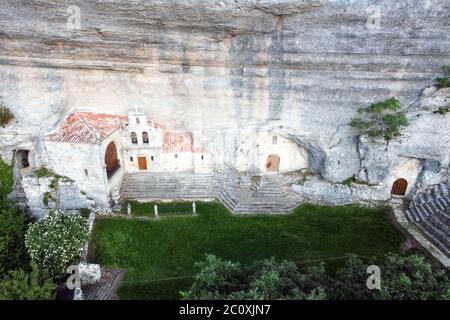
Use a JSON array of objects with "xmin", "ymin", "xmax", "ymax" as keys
[{"xmin": 236, "ymin": 132, "xmax": 308, "ymax": 174}]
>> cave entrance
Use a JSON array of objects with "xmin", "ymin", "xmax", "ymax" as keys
[
  {"xmin": 16, "ymin": 149, "xmax": 30, "ymax": 169},
  {"xmin": 391, "ymin": 178, "xmax": 408, "ymax": 196},
  {"xmin": 266, "ymin": 154, "xmax": 280, "ymax": 172}
]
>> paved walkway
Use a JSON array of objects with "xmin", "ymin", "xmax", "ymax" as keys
[{"xmin": 83, "ymin": 268, "xmax": 124, "ymax": 300}]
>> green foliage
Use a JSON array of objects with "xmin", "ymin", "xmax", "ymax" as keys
[
  {"xmin": 0, "ymin": 203, "xmax": 32, "ymax": 276},
  {"xmin": 42, "ymin": 192, "xmax": 55, "ymax": 207},
  {"xmin": 181, "ymin": 255, "xmax": 327, "ymax": 300},
  {"xmin": 0, "ymin": 262, "xmax": 55, "ymax": 300},
  {"xmin": 0, "ymin": 156, "xmax": 14, "ymax": 200},
  {"xmin": 91, "ymin": 202, "xmax": 404, "ymax": 299},
  {"xmin": 0, "ymin": 103, "xmax": 14, "ymax": 128},
  {"xmin": 341, "ymin": 176, "xmax": 370, "ymax": 187},
  {"xmin": 80, "ymin": 208, "xmax": 91, "ymax": 219},
  {"xmin": 435, "ymin": 78, "xmax": 450, "ymax": 89},
  {"xmin": 25, "ymin": 211, "xmax": 89, "ymax": 280},
  {"xmin": 350, "ymin": 97, "xmax": 408, "ymax": 141},
  {"xmin": 183, "ymin": 253, "xmax": 449, "ymax": 300},
  {"xmin": 434, "ymin": 106, "xmax": 449, "ymax": 115},
  {"xmin": 375, "ymin": 253, "xmax": 450, "ymax": 300},
  {"xmin": 435, "ymin": 65, "xmax": 450, "ymax": 88},
  {"xmin": 34, "ymin": 167, "xmax": 60, "ymax": 179}
]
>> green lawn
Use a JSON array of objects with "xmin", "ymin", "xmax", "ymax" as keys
[{"xmin": 89, "ymin": 202, "xmax": 405, "ymax": 300}]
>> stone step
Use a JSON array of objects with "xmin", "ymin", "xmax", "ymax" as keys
[{"xmin": 413, "ymin": 222, "xmax": 450, "ymax": 257}]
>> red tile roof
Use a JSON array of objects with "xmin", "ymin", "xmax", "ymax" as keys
[
  {"xmin": 163, "ymin": 132, "xmax": 208, "ymax": 154},
  {"xmin": 45, "ymin": 112, "xmax": 127, "ymax": 145},
  {"xmin": 163, "ymin": 132, "xmax": 193, "ymax": 153}
]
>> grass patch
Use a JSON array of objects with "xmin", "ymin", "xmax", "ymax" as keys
[
  {"xmin": 122, "ymin": 200, "xmax": 194, "ymax": 217},
  {"xmin": 90, "ymin": 202, "xmax": 405, "ymax": 300},
  {"xmin": 340, "ymin": 176, "xmax": 371, "ymax": 187}
]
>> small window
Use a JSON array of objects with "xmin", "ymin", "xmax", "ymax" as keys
[
  {"xmin": 136, "ymin": 117, "xmax": 140, "ymax": 124},
  {"xmin": 130, "ymin": 157, "xmax": 133, "ymax": 162},
  {"xmin": 84, "ymin": 169, "xmax": 89, "ymax": 177},
  {"xmin": 272, "ymin": 135, "xmax": 278, "ymax": 145},
  {"xmin": 151, "ymin": 156, "xmax": 154, "ymax": 161},
  {"xmin": 131, "ymin": 132, "xmax": 138, "ymax": 144},
  {"xmin": 142, "ymin": 132, "xmax": 149, "ymax": 144},
  {"xmin": 175, "ymin": 153, "xmax": 178, "ymax": 159}
]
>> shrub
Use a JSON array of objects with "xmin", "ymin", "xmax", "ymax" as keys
[
  {"xmin": 350, "ymin": 97, "xmax": 408, "ymax": 141},
  {"xmin": 0, "ymin": 262, "xmax": 55, "ymax": 300},
  {"xmin": 374, "ymin": 253, "xmax": 450, "ymax": 300},
  {"xmin": 0, "ymin": 104, "xmax": 14, "ymax": 128},
  {"xmin": 25, "ymin": 211, "xmax": 89, "ymax": 280},
  {"xmin": 435, "ymin": 65, "xmax": 450, "ymax": 88},
  {"xmin": 435, "ymin": 78, "xmax": 450, "ymax": 89},
  {"xmin": 0, "ymin": 203, "xmax": 32, "ymax": 276},
  {"xmin": 433, "ymin": 106, "xmax": 449, "ymax": 115},
  {"xmin": 181, "ymin": 254, "xmax": 327, "ymax": 300},
  {"xmin": 184, "ymin": 253, "xmax": 449, "ymax": 300},
  {"xmin": 0, "ymin": 155, "xmax": 13, "ymax": 200}
]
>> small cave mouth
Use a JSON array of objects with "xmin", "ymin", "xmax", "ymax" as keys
[{"xmin": 16, "ymin": 149, "xmax": 30, "ymax": 169}]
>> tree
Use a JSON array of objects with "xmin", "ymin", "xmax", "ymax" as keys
[
  {"xmin": 25, "ymin": 211, "xmax": 89, "ymax": 280},
  {"xmin": 181, "ymin": 255, "xmax": 327, "ymax": 300},
  {"xmin": 0, "ymin": 262, "xmax": 55, "ymax": 300},
  {"xmin": 374, "ymin": 253, "xmax": 450, "ymax": 300},
  {"xmin": 0, "ymin": 203, "xmax": 31, "ymax": 277},
  {"xmin": 350, "ymin": 97, "xmax": 408, "ymax": 141}
]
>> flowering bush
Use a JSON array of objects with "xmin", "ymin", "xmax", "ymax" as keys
[{"xmin": 25, "ymin": 211, "xmax": 89, "ymax": 279}]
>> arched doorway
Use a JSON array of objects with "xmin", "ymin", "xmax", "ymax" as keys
[
  {"xmin": 266, "ymin": 154, "xmax": 280, "ymax": 172},
  {"xmin": 105, "ymin": 142, "xmax": 120, "ymax": 179},
  {"xmin": 391, "ymin": 178, "xmax": 408, "ymax": 196}
]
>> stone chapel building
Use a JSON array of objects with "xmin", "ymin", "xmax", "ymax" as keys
[{"xmin": 42, "ymin": 109, "xmax": 213, "ymax": 206}]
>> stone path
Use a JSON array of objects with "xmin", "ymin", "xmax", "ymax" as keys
[{"xmin": 82, "ymin": 268, "xmax": 124, "ymax": 300}]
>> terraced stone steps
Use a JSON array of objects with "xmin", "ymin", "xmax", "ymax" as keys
[
  {"xmin": 406, "ymin": 182, "xmax": 450, "ymax": 258},
  {"xmin": 121, "ymin": 172, "xmax": 219, "ymax": 200}
]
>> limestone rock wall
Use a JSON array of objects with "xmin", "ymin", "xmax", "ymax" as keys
[{"xmin": 0, "ymin": 1, "xmax": 450, "ymax": 185}]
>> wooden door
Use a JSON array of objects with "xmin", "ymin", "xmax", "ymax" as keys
[
  {"xmin": 105, "ymin": 142, "xmax": 120, "ymax": 179},
  {"xmin": 266, "ymin": 154, "xmax": 280, "ymax": 172},
  {"xmin": 391, "ymin": 178, "xmax": 407, "ymax": 196},
  {"xmin": 138, "ymin": 157, "xmax": 147, "ymax": 170}
]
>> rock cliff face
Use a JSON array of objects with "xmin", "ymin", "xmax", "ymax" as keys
[{"xmin": 0, "ymin": 1, "xmax": 449, "ymax": 186}]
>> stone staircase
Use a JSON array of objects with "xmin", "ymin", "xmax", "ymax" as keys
[
  {"xmin": 250, "ymin": 175, "xmax": 290, "ymax": 198},
  {"xmin": 218, "ymin": 173, "xmax": 303, "ymax": 214},
  {"xmin": 405, "ymin": 182, "xmax": 450, "ymax": 257},
  {"xmin": 121, "ymin": 171, "xmax": 303, "ymax": 214},
  {"xmin": 120, "ymin": 172, "xmax": 219, "ymax": 200},
  {"xmin": 219, "ymin": 187, "xmax": 301, "ymax": 214}
]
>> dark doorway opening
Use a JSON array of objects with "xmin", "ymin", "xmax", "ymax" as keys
[{"xmin": 16, "ymin": 149, "xmax": 30, "ymax": 169}]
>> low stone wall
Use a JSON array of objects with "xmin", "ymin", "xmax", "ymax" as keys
[{"xmin": 22, "ymin": 174, "xmax": 94, "ymax": 219}]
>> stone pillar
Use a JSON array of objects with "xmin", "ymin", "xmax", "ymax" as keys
[
  {"xmin": 127, "ymin": 203, "xmax": 131, "ymax": 218},
  {"xmin": 154, "ymin": 204, "xmax": 159, "ymax": 218}
]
